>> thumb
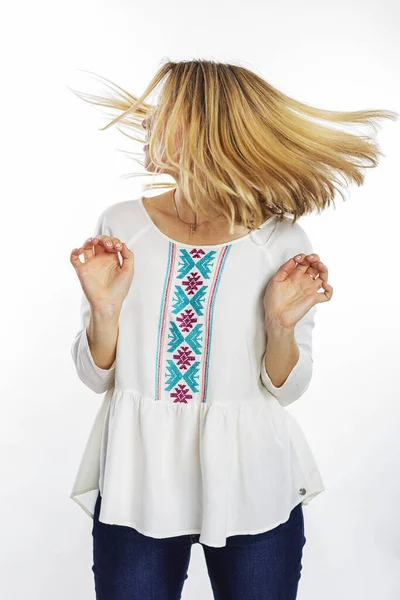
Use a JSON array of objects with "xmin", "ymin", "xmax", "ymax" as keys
[
  {"xmin": 273, "ymin": 256, "xmax": 298, "ymax": 282},
  {"xmin": 119, "ymin": 243, "xmax": 134, "ymax": 272},
  {"xmin": 70, "ymin": 247, "xmax": 83, "ymax": 272}
]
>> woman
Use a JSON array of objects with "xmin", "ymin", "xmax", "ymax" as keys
[{"xmin": 68, "ymin": 60, "xmax": 396, "ymax": 599}]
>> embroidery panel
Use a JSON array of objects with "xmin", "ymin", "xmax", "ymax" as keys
[{"xmin": 155, "ymin": 243, "xmax": 231, "ymax": 403}]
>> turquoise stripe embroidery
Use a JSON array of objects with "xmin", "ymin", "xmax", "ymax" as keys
[{"xmin": 201, "ymin": 246, "xmax": 232, "ymax": 403}]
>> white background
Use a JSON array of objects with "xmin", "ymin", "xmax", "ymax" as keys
[{"xmin": 1, "ymin": 0, "xmax": 399, "ymax": 598}]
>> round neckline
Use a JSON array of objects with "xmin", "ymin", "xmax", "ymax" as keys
[{"xmin": 138, "ymin": 195, "xmax": 274, "ymax": 249}]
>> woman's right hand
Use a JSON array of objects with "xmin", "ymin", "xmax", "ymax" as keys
[{"xmin": 69, "ymin": 235, "xmax": 135, "ymax": 312}]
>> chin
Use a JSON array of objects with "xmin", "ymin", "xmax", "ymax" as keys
[{"xmin": 144, "ymin": 156, "xmax": 171, "ymax": 176}]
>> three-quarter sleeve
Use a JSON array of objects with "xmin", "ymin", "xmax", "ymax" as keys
[
  {"xmin": 70, "ymin": 208, "xmax": 116, "ymax": 394},
  {"xmin": 260, "ymin": 304, "xmax": 316, "ymax": 407},
  {"xmin": 260, "ymin": 218, "xmax": 317, "ymax": 407}
]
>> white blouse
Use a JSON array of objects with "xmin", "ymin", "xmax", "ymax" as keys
[{"xmin": 69, "ymin": 196, "xmax": 325, "ymax": 548}]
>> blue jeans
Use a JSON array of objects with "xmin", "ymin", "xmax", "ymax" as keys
[{"xmin": 92, "ymin": 492, "xmax": 306, "ymax": 599}]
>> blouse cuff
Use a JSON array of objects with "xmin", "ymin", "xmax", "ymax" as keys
[
  {"xmin": 72, "ymin": 328, "xmax": 116, "ymax": 394},
  {"xmin": 260, "ymin": 344, "xmax": 313, "ymax": 407}
]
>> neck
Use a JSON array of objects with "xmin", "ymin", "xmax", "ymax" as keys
[{"xmin": 173, "ymin": 188, "xmax": 222, "ymax": 224}]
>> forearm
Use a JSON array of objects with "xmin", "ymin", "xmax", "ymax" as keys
[
  {"xmin": 86, "ymin": 305, "xmax": 122, "ymax": 370},
  {"xmin": 264, "ymin": 322, "xmax": 299, "ymax": 388},
  {"xmin": 260, "ymin": 315, "xmax": 314, "ymax": 407}
]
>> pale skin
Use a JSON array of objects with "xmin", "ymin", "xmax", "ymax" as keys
[
  {"xmin": 69, "ymin": 114, "xmax": 333, "ymax": 385},
  {"xmin": 263, "ymin": 253, "xmax": 332, "ymax": 387},
  {"xmin": 70, "ymin": 235, "xmax": 134, "ymax": 370}
]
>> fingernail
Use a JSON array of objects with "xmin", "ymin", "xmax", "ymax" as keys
[
  {"xmin": 106, "ymin": 241, "xmax": 112, "ymax": 246},
  {"xmin": 296, "ymin": 255, "xmax": 302, "ymax": 260},
  {"xmin": 115, "ymin": 243, "xmax": 121, "ymax": 248}
]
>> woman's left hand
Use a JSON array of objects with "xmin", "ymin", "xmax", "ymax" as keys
[{"xmin": 263, "ymin": 253, "xmax": 333, "ymax": 332}]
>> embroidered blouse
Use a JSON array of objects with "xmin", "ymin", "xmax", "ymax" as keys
[{"xmin": 69, "ymin": 196, "xmax": 325, "ymax": 548}]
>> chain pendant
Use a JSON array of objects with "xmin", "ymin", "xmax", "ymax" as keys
[{"xmin": 189, "ymin": 223, "xmax": 196, "ymax": 238}]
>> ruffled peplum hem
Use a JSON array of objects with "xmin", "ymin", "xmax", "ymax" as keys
[{"xmin": 70, "ymin": 388, "xmax": 325, "ymax": 548}]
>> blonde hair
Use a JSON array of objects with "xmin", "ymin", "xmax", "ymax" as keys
[{"xmin": 68, "ymin": 59, "xmax": 398, "ymax": 232}]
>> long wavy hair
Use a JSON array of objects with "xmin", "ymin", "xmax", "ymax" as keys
[{"xmin": 67, "ymin": 59, "xmax": 398, "ymax": 232}]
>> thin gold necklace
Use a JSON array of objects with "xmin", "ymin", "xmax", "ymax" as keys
[{"xmin": 172, "ymin": 189, "xmax": 223, "ymax": 239}]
